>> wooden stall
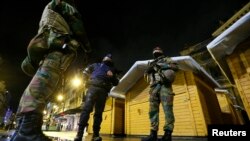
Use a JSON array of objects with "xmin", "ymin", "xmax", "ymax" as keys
[
  {"xmin": 87, "ymin": 97, "xmax": 125, "ymax": 135},
  {"xmin": 226, "ymin": 38, "xmax": 250, "ymax": 119},
  {"xmin": 207, "ymin": 12, "xmax": 250, "ymax": 122},
  {"xmin": 215, "ymin": 90, "xmax": 243, "ymax": 124},
  {"xmin": 125, "ymin": 70, "xmax": 223, "ymax": 137}
]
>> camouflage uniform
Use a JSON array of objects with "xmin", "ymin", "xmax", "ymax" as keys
[
  {"xmin": 18, "ymin": 51, "xmax": 75, "ymax": 114},
  {"xmin": 12, "ymin": 1, "xmax": 91, "ymax": 141},
  {"xmin": 147, "ymin": 56, "xmax": 177, "ymax": 132},
  {"xmin": 143, "ymin": 51, "xmax": 178, "ymax": 141},
  {"xmin": 18, "ymin": 0, "xmax": 91, "ymax": 114}
]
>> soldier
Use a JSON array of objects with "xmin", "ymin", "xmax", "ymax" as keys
[
  {"xmin": 142, "ymin": 47, "xmax": 179, "ymax": 141},
  {"xmin": 74, "ymin": 54, "xmax": 120, "ymax": 141},
  {"xmin": 11, "ymin": 0, "xmax": 91, "ymax": 141}
]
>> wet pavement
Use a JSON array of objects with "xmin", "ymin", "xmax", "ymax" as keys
[
  {"xmin": 49, "ymin": 135, "xmax": 208, "ymax": 141},
  {"xmin": 1, "ymin": 129, "xmax": 208, "ymax": 141}
]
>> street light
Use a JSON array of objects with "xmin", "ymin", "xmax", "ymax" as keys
[
  {"xmin": 57, "ymin": 94, "xmax": 65, "ymax": 113},
  {"xmin": 57, "ymin": 94, "xmax": 64, "ymax": 102},
  {"xmin": 43, "ymin": 110, "xmax": 47, "ymax": 115},
  {"xmin": 53, "ymin": 105, "xmax": 58, "ymax": 109},
  {"xmin": 71, "ymin": 76, "xmax": 82, "ymax": 88}
]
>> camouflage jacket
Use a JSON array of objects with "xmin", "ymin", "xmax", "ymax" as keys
[
  {"xmin": 39, "ymin": 0, "xmax": 91, "ymax": 53},
  {"xmin": 145, "ymin": 56, "xmax": 179, "ymax": 86}
]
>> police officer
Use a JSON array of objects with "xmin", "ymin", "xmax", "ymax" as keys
[
  {"xmin": 74, "ymin": 54, "xmax": 119, "ymax": 141},
  {"xmin": 142, "ymin": 47, "xmax": 178, "ymax": 141},
  {"xmin": 11, "ymin": 0, "xmax": 91, "ymax": 141}
]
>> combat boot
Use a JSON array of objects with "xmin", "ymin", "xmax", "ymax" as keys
[
  {"xmin": 141, "ymin": 130, "xmax": 158, "ymax": 141},
  {"xmin": 74, "ymin": 110, "xmax": 89, "ymax": 141},
  {"xmin": 161, "ymin": 130, "xmax": 172, "ymax": 141},
  {"xmin": 10, "ymin": 116, "xmax": 23, "ymax": 141},
  {"xmin": 13, "ymin": 112, "xmax": 52, "ymax": 141},
  {"xmin": 74, "ymin": 128, "xmax": 84, "ymax": 141},
  {"xmin": 91, "ymin": 132, "xmax": 102, "ymax": 141}
]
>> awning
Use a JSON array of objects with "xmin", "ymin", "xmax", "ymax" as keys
[
  {"xmin": 54, "ymin": 106, "xmax": 82, "ymax": 117},
  {"xmin": 110, "ymin": 56, "xmax": 222, "ymax": 99},
  {"xmin": 207, "ymin": 12, "xmax": 250, "ymax": 84}
]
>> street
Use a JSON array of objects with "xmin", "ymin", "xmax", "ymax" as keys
[
  {"xmin": 0, "ymin": 129, "xmax": 208, "ymax": 141},
  {"xmin": 0, "ymin": 129, "xmax": 12, "ymax": 141}
]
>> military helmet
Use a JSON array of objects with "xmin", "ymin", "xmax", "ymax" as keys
[{"xmin": 162, "ymin": 69, "xmax": 176, "ymax": 83}]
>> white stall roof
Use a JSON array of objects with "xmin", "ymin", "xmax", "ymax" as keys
[
  {"xmin": 109, "ymin": 56, "xmax": 221, "ymax": 99},
  {"xmin": 207, "ymin": 12, "xmax": 250, "ymax": 84}
]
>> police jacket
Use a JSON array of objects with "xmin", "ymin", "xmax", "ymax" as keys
[{"xmin": 83, "ymin": 62, "xmax": 119, "ymax": 90}]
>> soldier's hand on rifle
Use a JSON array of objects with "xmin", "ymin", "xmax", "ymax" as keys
[
  {"xmin": 145, "ymin": 61, "xmax": 156, "ymax": 74},
  {"xmin": 145, "ymin": 66, "xmax": 155, "ymax": 74},
  {"xmin": 154, "ymin": 64, "xmax": 161, "ymax": 70}
]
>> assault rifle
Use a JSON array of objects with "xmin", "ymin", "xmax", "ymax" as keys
[{"xmin": 145, "ymin": 56, "xmax": 165, "ymax": 74}]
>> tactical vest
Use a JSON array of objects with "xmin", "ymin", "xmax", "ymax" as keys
[
  {"xmin": 38, "ymin": 3, "xmax": 71, "ymax": 35},
  {"xmin": 149, "ymin": 57, "xmax": 176, "ymax": 86},
  {"xmin": 21, "ymin": 3, "xmax": 79, "ymax": 76}
]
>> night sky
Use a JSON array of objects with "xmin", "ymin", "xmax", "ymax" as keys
[{"xmin": 0, "ymin": 0, "xmax": 249, "ymax": 112}]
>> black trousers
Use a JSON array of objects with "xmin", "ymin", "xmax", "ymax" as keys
[{"xmin": 78, "ymin": 85, "xmax": 108, "ymax": 134}]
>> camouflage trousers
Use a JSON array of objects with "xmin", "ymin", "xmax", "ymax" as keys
[
  {"xmin": 149, "ymin": 84, "xmax": 175, "ymax": 132},
  {"xmin": 17, "ymin": 51, "xmax": 75, "ymax": 114}
]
